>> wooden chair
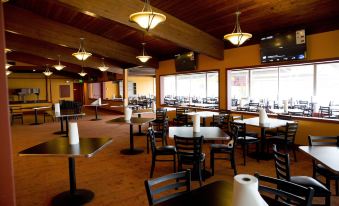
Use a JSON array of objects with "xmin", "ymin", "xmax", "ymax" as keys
[
  {"xmin": 10, "ymin": 106, "xmax": 24, "ymax": 125},
  {"xmin": 210, "ymin": 123, "xmax": 238, "ymax": 176},
  {"xmin": 43, "ymin": 106, "xmax": 55, "ymax": 123},
  {"xmin": 144, "ymin": 170, "xmax": 191, "ymax": 206},
  {"xmin": 174, "ymin": 135, "xmax": 205, "ymax": 186},
  {"xmin": 173, "ymin": 107, "xmax": 191, "ymax": 126},
  {"xmin": 319, "ymin": 106, "xmax": 336, "ymax": 118},
  {"xmin": 266, "ymin": 122, "xmax": 298, "ymax": 161},
  {"xmin": 147, "ymin": 120, "xmax": 169, "ymax": 153},
  {"xmin": 255, "ymin": 173, "xmax": 314, "ymax": 206},
  {"xmin": 147, "ymin": 128, "xmax": 176, "ymax": 178},
  {"xmin": 308, "ymin": 135, "xmax": 339, "ymax": 195},
  {"xmin": 230, "ymin": 121, "xmax": 260, "ymax": 165},
  {"xmin": 272, "ymin": 144, "xmax": 331, "ymax": 206}
]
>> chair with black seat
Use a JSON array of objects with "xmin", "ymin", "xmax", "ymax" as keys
[
  {"xmin": 273, "ymin": 144, "xmax": 331, "ymax": 206},
  {"xmin": 147, "ymin": 128, "xmax": 176, "ymax": 178},
  {"xmin": 255, "ymin": 173, "xmax": 314, "ymax": 206},
  {"xmin": 230, "ymin": 121, "xmax": 260, "ymax": 165},
  {"xmin": 147, "ymin": 120, "xmax": 169, "ymax": 153},
  {"xmin": 266, "ymin": 122, "xmax": 298, "ymax": 161},
  {"xmin": 210, "ymin": 123, "xmax": 239, "ymax": 176},
  {"xmin": 319, "ymin": 106, "xmax": 336, "ymax": 118},
  {"xmin": 174, "ymin": 135, "xmax": 205, "ymax": 186},
  {"xmin": 209, "ymin": 114, "xmax": 225, "ymax": 127},
  {"xmin": 266, "ymin": 115, "xmax": 292, "ymax": 136},
  {"xmin": 308, "ymin": 135, "xmax": 339, "ymax": 195},
  {"xmin": 248, "ymin": 102, "xmax": 259, "ymax": 112},
  {"xmin": 154, "ymin": 108, "xmax": 167, "ymax": 122},
  {"xmin": 219, "ymin": 114, "xmax": 232, "ymax": 134},
  {"xmin": 144, "ymin": 170, "xmax": 191, "ymax": 206},
  {"xmin": 173, "ymin": 107, "xmax": 191, "ymax": 126},
  {"xmin": 10, "ymin": 106, "xmax": 24, "ymax": 125}
]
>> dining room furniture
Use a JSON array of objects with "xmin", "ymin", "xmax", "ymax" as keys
[
  {"xmin": 173, "ymin": 107, "xmax": 191, "ymax": 126},
  {"xmin": 184, "ymin": 111, "xmax": 219, "ymax": 126},
  {"xmin": 83, "ymin": 103, "xmax": 108, "ymax": 121},
  {"xmin": 234, "ymin": 117, "xmax": 294, "ymax": 160},
  {"xmin": 18, "ymin": 137, "xmax": 112, "ymax": 206},
  {"xmin": 29, "ymin": 106, "xmax": 51, "ymax": 125},
  {"xmin": 147, "ymin": 128, "xmax": 176, "ymax": 178},
  {"xmin": 108, "ymin": 117, "xmax": 154, "ymax": 155},
  {"xmin": 174, "ymin": 135, "xmax": 205, "ymax": 186},
  {"xmin": 210, "ymin": 123, "xmax": 238, "ymax": 176},
  {"xmin": 266, "ymin": 122, "xmax": 298, "ymax": 161},
  {"xmin": 145, "ymin": 170, "xmax": 191, "ymax": 206},
  {"xmin": 147, "ymin": 120, "xmax": 168, "ymax": 153},
  {"xmin": 168, "ymin": 127, "xmax": 229, "ymax": 141},
  {"xmin": 273, "ymin": 145, "xmax": 331, "ymax": 206},
  {"xmin": 54, "ymin": 113, "xmax": 86, "ymax": 137},
  {"xmin": 133, "ymin": 108, "xmax": 154, "ymax": 135},
  {"xmin": 254, "ymin": 173, "xmax": 314, "ymax": 206},
  {"xmin": 10, "ymin": 106, "xmax": 24, "ymax": 125},
  {"xmin": 155, "ymin": 180, "xmax": 233, "ymax": 206},
  {"xmin": 230, "ymin": 121, "xmax": 260, "ymax": 165}
]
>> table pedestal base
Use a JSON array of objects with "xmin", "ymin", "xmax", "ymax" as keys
[
  {"xmin": 248, "ymin": 152, "xmax": 273, "ymax": 160},
  {"xmin": 30, "ymin": 122, "xmax": 42, "ymax": 125},
  {"xmin": 90, "ymin": 118, "xmax": 102, "ymax": 121},
  {"xmin": 133, "ymin": 132, "xmax": 146, "ymax": 136},
  {"xmin": 51, "ymin": 189, "xmax": 94, "ymax": 206},
  {"xmin": 191, "ymin": 169, "xmax": 212, "ymax": 181},
  {"xmin": 120, "ymin": 148, "xmax": 144, "ymax": 155},
  {"xmin": 53, "ymin": 131, "xmax": 66, "ymax": 135}
]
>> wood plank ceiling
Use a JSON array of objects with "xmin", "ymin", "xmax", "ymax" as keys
[{"xmin": 3, "ymin": 0, "xmax": 339, "ymax": 78}]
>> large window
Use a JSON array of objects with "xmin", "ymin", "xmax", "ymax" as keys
[
  {"xmin": 228, "ymin": 61, "xmax": 339, "ymax": 109},
  {"xmin": 160, "ymin": 71, "xmax": 219, "ymax": 109}
]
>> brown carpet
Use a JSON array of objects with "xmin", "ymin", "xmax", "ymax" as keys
[{"xmin": 11, "ymin": 109, "xmax": 339, "ymax": 205}]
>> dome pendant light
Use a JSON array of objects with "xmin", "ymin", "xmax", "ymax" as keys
[
  {"xmin": 43, "ymin": 65, "xmax": 53, "ymax": 77},
  {"xmin": 129, "ymin": 0, "xmax": 166, "ymax": 31},
  {"xmin": 53, "ymin": 55, "xmax": 66, "ymax": 71},
  {"xmin": 78, "ymin": 64, "xmax": 87, "ymax": 77},
  {"xmin": 224, "ymin": 11, "xmax": 252, "ymax": 47},
  {"xmin": 72, "ymin": 38, "xmax": 92, "ymax": 61},
  {"xmin": 136, "ymin": 42, "xmax": 152, "ymax": 63},
  {"xmin": 98, "ymin": 58, "xmax": 109, "ymax": 72}
]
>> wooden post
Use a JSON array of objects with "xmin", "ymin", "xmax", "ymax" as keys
[
  {"xmin": 123, "ymin": 69, "xmax": 128, "ymax": 106},
  {"xmin": 0, "ymin": 3, "xmax": 16, "ymax": 206}
]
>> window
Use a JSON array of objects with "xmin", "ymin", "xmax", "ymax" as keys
[
  {"xmin": 230, "ymin": 70, "xmax": 249, "ymax": 99},
  {"xmin": 160, "ymin": 71, "xmax": 219, "ymax": 109},
  {"xmin": 316, "ymin": 62, "xmax": 339, "ymax": 106},
  {"xmin": 250, "ymin": 68, "xmax": 278, "ymax": 101}
]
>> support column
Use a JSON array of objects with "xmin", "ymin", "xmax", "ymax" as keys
[
  {"xmin": 123, "ymin": 69, "xmax": 128, "ymax": 106},
  {"xmin": 0, "ymin": 3, "xmax": 16, "ymax": 206}
]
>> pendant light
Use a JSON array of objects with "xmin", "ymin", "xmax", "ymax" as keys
[
  {"xmin": 98, "ymin": 58, "xmax": 109, "ymax": 72},
  {"xmin": 5, "ymin": 48, "xmax": 11, "ymax": 53},
  {"xmin": 6, "ymin": 70, "xmax": 12, "ymax": 76},
  {"xmin": 129, "ymin": 0, "xmax": 166, "ymax": 31},
  {"xmin": 224, "ymin": 11, "xmax": 252, "ymax": 47},
  {"xmin": 53, "ymin": 55, "xmax": 66, "ymax": 71},
  {"xmin": 43, "ymin": 65, "xmax": 53, "ymax": 77},
  {"xmin": 78, "ymin": 64, "xmax": 87, "ymax": 77},
  {"xmin": 5, "ymin": 63, "xmax": 12, "ymax": 69},
  {"xmin": 136, "ymin": 42, "xmax": 152, "ymax": 63},
  {"xmin": 72, "ymin": 38, "xmax": 92, "ymax": 61}
]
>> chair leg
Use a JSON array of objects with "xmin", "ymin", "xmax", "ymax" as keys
[
  {"xmin": 231, "ymin": 152, "xmax": 237, "ymax": 176},
  {"xmin": 146, "ymin": 136, "xmax": 149, "ymax": 154},
  {"xmin": 336, "ymin": 180, "xmax": 339, "ymax": 196},
  {"xmin": 256, "ymin": 142, "xmax": 260, "ymax": 162},
  {"xmin": 173, "ymin": 154, "xmax": 176, "ymax": 173},
  {"xmin": 210, "ymin": 151, "xmax": 214, "ymax": 176},
  {"xmin": 44, "ymin": 113, "xmax": 46, "ymax": 123},
  {"xmin": 242, "ymin": 144, "xmax": 246, "ymax": 166},
  {"xmin": 150, "ymin": 156, "xmax": 156, "ymax": 178},
  {"xmin": 198, "ymin": 162, "xmax": 202, "ymax": 187},
  {"xmin": 326, "ymin": 177, "xmax": 331, "ymax": 191},
  {"xmin": 21, "ymin": 116, "xmax": 23, "ymax": 124},
  {"xmin": 292, "ymin": 145, "xmax": 297, "ymax": 162},
  {"xmin": 325, "ymin": 195, "xmax": 331, "ymax": 206}
]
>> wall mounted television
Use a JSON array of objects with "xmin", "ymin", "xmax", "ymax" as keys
[
  {"xmin": 175, "ymin": 51, "xmax": 198, "ymax": 72},
  {"xmin": 260, "ymin": 29, "xmax": 306, "ymax": 63}
]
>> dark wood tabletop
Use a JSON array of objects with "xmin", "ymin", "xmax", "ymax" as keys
[
  {"xmin": 168, "ymin": 127, "xmax": 229, "ymax": 141},
  {"xmin": 107, "ymin": 117, "xmax": 154, "ymax": 125},
  {"xmin": 18, "ymin": 137, "xmax": 112, "ymax": 158},
  {"xmin": 55, "ymin": 112, "xmax": 86, "ymax": 118},
  {"xmin": 156, "ymin": 180, "xmax": 233, "ymax": 206},
  {"xmin": 299, "ymin": 146, "xmax": 339, "ymax": 174}
]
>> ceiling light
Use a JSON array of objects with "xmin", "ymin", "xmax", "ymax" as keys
[
  {"xmin": 6, "ymin": 70, "xmax": 12, "ymax": 75},
  {"xmin": 2, "ymin": 0, "xmax": 9, "ymax": 3},
  {"xmin": 78, "ymin": 65, "xmax": 87, "ymax": 77},
  {"xmin": 98, "ymin": 57, "xmax": 109, "ymax": 72},
  {"xmin": 72, "ymin": 38, "xmax": 92, "ymax": 61},
  {"xmin": 53, "ymin": 55, "xmax": 66, "ymax": 71},
  {"xmin": 224, "ymin": 11, "xmax": 252, "ymax": 46},
  {"xmin": 129, "ymin": 0, "xmax": 166, "ymax": 31},
  {"xmin": 5, "ymin": 63, "xmax": 12, "ymax": 69},
  {"xmin": 136, "ymin": 42, "xmax": 152, "ymax": 63},
  {"xmin": 5, "ymin": 48, "xmax": 11, "ymax": 53},
  {"xmin": 43, "ymin": 65, "xmax": 53, "ymax": 77}
]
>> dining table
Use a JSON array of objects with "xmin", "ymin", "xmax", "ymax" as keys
[
  {"xmin": 54, "ymin": 112, "xmax": 86, "ymax": 136},
  {"xmin": 184, "ymin": 111, "xmax": 219, "ymax": 126},
  {"xmin": 156, "ymin": 180, "xmax": 233, "ymax": 206},
  {"xmin": 299, "ymin": 146, "xmax": 339, "ymax": 174},
  {"xmin": 132, "ymin": 109, "xmax": 154, "ymax": 135},
  {"xmin": 27, "ymin": 106, "xmax": 51, "ymax": 125},
  {"xmin": 168, "ymin": 126, "xmax": 229, "ymax": 141},
  {"xmin": 107, "ymin": 117, "xmax": 154, "ymax": 155},
  {"xmin": 84, "ymin": 103, "xmax": 108, "ymax": 121},
  {"xmin": 234, "ymin": 117, "xmax": 294, "ymax": 160},
  {"xmin": 18, "ymin": 137, "xmax": 112, "ymax": 206}
]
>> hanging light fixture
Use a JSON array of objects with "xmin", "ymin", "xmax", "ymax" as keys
[
  {"xmin": 5, "ymin": 48, "xmax": 11, "ymax": 53},
  {"xmin": 5, "ymin": 63, "xmax": 12, "ymax": 69},
  {"xmin": 136, "ymin": 42, "xmax": 152, "ymax": 63},
  {"xmin": 78, "ymin": 64, "xmax": 87, "ymax": 77},
  {"xmin": 129, "ymin": 0, "xmax": 166, "ymax": 31},
  {"xmin": 43, "ymin": 65, "xmax": 53, "ymax": 77},
  {"xmin": 72, "ymin": 38, "xmax": 92, "ymax": 61},
  {"xmin": 53, "ymin": 55, "xmax": 66, "ymax": 71},
  {"xmin": 98, "ymin": 57, "xmax": 109, "ymax": 72},
  {"xmin": 224, "ymin": 11, "xmax": 252, "ymax": 47},
  {"xmin": 6, "ymin": 70, "xmax": 12, "ymax": 76}
]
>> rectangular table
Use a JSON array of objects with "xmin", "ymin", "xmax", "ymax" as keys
[
  {"xmin": 132, "ymin": 109, "xmax": 155, "ymax": 135},
  {"xmin": 184, "ymin": 111, "xmax": 219, "ymax": 126},
  {"xmin": 54, "ymin": 113, "xmax": 86, "ymax": 136},
  {"xmin": 107, "ymin": 117, "xmax": 154, "ymax": 155},
  {"xmin": 157, "ymin": 180, "xmax": 233, "ymax": 206},
  {"xmin": 25, "ymin": 106, "xmax": 51, "ymax": 125},
  {"xmin": 84, "ymin": 104, "xmax": 108, "ymax": 121},
  {"xmin": 19, "ymin": 137, "xmax": 112, "ymax": 206},
  {"xmin": 168, "ymin": 127, "xmax": 229, "ymax": 141},
  {"xmin": 299, "ymin": 146, "xmax": 339, "ymax": 174}
]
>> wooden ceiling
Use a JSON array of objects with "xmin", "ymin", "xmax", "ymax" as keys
[{"xmin": 3, "ymin": 0, "xmax": 339, "ymax": 78}]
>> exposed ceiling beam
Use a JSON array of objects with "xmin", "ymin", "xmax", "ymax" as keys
[
  {"xmin": 4, "ymin": 4, "xmax": 159, "ymax": 69},
  {"xmin": 57, "ymin": 0, "xmax": 224, "ymax": 60},
  {"xmin": 5, "ymin": 32, "xmax": 123, "ymax": 74}
]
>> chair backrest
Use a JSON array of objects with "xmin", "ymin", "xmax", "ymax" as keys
[
  {"xmin": 299, "ymin": 100, "xmax": 309, "ymax": 105},
  {"xmin": 229, "ymin": 123, "xmax": 239, "ymax": 147},
  {"xmin": 255, "ymin": 173, "xmax": 314, "ymax": 206},
  {"xmin": 308, "ymin": 135, "xmax": 339, "ymax": 146},
  {"xmin": 211, "ymin": 114, "xmax": 224, "ymax": 125},
  {"xmin": 283, "ymin": 122, "xmax": 298, "ymax": 142},
  {"xmin": 277, "ymin": 114, "xmax": 292, "ymax": 120},
  {"xmin": 319, "ymin": 106, "xmax": 331, "ymax": 116},
  {"xmin": 145, "ymin": 170, "xmax": 191, "ymax": 206},
  {"xmin": 155, "ymin": 108, "xmax": 167, "ymax": 121},
  {"xmin": 230, "ymin": 121, "xmax": 247, "ymax": 139},
  {"xmin": 273, "ymin": 144, "xmax": 291, "ymax": 181},
  {"xmin": 176, "ymin": 107, "xmax": 188, "ymax": 116},
  {"xmin": 10, "ymin": 106, "xmax": 22, "ymax": 115},
  {"xmin": 220, "ymin": 114, "xmax": 232, "ymax": 133},
  {"xmin": 174, "ymin": 135, "xmax": 203, "ymax": 163},
  {"xmin": 147, "ymin": 127, "xmax": 157, "ymax": 154}
]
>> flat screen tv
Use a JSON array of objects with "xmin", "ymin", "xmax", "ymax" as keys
[
  {"xmin": 260, "ymin": 29, "xmax": 306, "ymax": 63},
  {"xmin": 175, "ymin": 51, "xmax": 198, "ymax": 72}
]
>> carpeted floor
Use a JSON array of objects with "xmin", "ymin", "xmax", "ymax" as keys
[{"xmin": 10, "ymin": 109, "xmax": 339, "ymax": 205}]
